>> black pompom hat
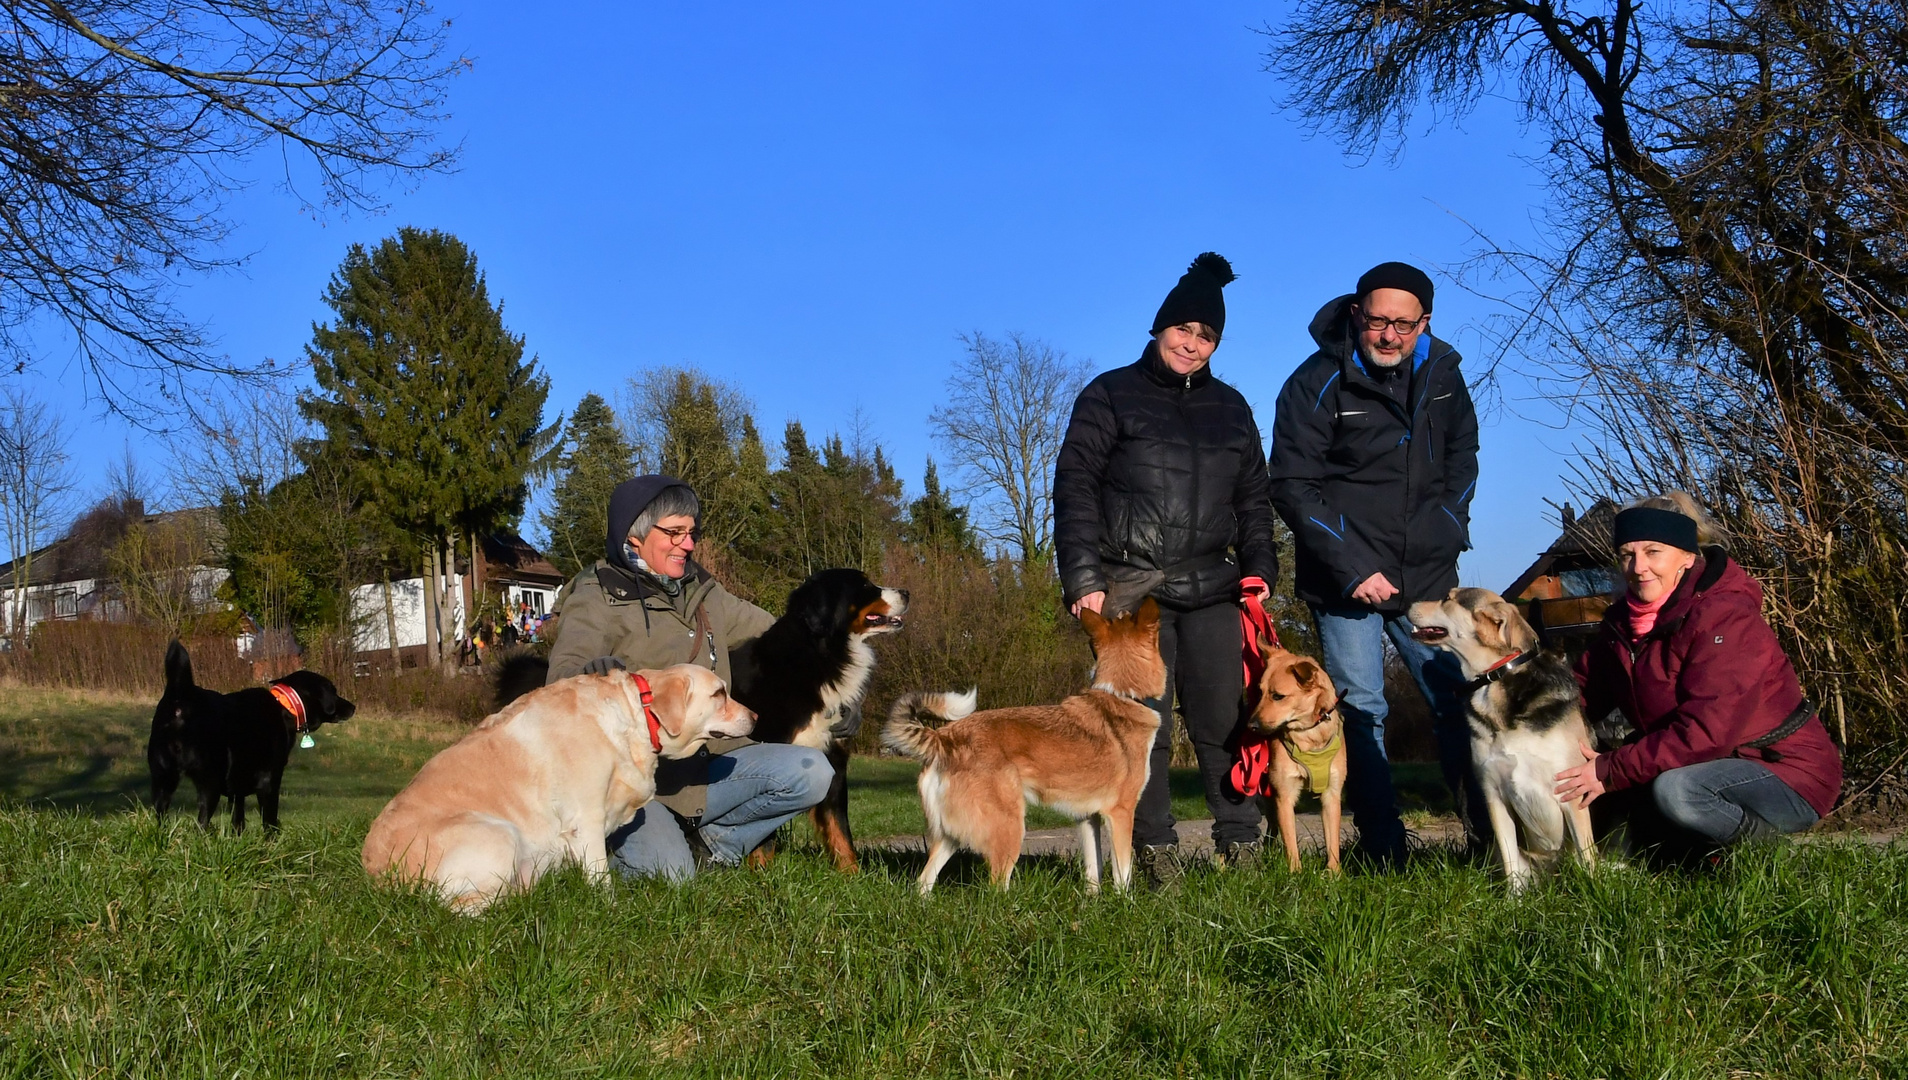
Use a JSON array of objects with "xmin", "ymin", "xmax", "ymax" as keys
[{"xmin": 1151, "ymin": 252, "xmax": 1236, "ymax": 337}]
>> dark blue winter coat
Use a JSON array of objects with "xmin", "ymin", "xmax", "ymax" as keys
[{"xmin": 1268, "ymin": 295, "xmax": 1479, "ymax": 614}]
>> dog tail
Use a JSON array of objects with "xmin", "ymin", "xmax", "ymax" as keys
[
  {"xmin": 882, "ymin": 689, "xmax": 977, "ymax": 762},
  {"xmin": 163, "ymin": 639, "xmax": 194, "ymax": 692},
  {"xmin": 492, "ymin": 651, "xmax": 551, "ymax": 709}
]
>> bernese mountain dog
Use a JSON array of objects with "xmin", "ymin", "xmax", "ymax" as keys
[
  {"xmin": 490, "ymin": 567, "xmax": 906, "ymax": 873},
  {"xmin": 731, "ymin": 568, "xmax": 907, "ymax": 872}
]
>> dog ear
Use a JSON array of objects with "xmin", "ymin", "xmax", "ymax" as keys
[
  {"xmin": 1135, "ymin": 596, "xmax": 1160, "ymax": 629},
  {"xmin": 1079, "ymin": 605, "xmax": 1109, "ymax": 639},
  {"xmin": 1291, "ymin": 660, "xmax": 1319, "ymax": 687},
  {"xmin": 644, "ymin": 669, "xmax": 688, "ymax": 738},
  {"xmin": 1491, "ymin": 600, "xmax": 1539, "ymax": 654},
  {"xmin": 1473, "ymin": 607, "xmax": 1505, "ymax": 651}
]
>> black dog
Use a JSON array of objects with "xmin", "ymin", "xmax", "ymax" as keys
[
  {"xmin": 731, "ymin": 568, "xmax": 907, "ymax": 872},
  {"xmin": 148, "ymin": 640, "xmax": 355, "ymax": 833}
]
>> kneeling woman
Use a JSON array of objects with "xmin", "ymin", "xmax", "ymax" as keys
[{"xmin": 1553, "ymin": 492, "xmax": 1841, "ymax": 851}]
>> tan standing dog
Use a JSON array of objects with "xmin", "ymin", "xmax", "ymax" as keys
[
  {"xmin": 1244, "ymin": 648, "xmax": 1349, "ymax": 873},
  {"xmin": 882, "ymin": 598, "xmax": 1167, "ymax": 894},
  {"xmin": 362, "ymin": 666, "xmax": 754, "ymax": 912},
  {"xmin": 1407, "ymin": 588, "xmax": 1597, "ymax": 892}
]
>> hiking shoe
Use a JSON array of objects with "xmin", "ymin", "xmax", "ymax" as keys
[
  {"xmin": 1214, "ymin": 839, "xmax": 1267, "ymax": 872},
  {"xmin": 1136, "ymin": 845, "xmax": 1183, "ymax": 890}
]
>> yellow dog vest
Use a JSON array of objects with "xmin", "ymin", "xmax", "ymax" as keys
[{"xmin": 1287, "ymin": 733, "xmax": 1342, "ymax": 795}]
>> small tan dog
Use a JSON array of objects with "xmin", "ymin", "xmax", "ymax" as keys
[
  {"xmin": 362, "ymin": 666, "xmax": 754, "ymax": 912},
  {"xmin": 1241, "ymin": 647, "xmax": 1349, "ymax": 874},
  {"xmin": 882, "ymin": 598, "xmax": 1166, "ymax": 894}
]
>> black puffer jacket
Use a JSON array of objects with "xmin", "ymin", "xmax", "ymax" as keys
[
  {"xmin": 1268, "ymin": 295, "xmax": 1478, "ymax": 614},
  {"xmin": 1054, "ymin": 343, "xmax": 1278, "ymax": 611}
]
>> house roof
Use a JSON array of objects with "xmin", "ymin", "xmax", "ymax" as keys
[
  {"xmin": 1504, "ymin": 498, "xmax": 1618, "ymax": 599},
  {"xmin": 0, "ymin": 502, "xmax": 221, "ymax": 590},
  {"xmin": 481, "ymin": 531, "xmax": 566, "ymax": 586}
]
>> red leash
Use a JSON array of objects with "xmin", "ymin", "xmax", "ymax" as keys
[{"xmin": 1230, "ymin": 578, "xmax": 1281, "ymax": 798}]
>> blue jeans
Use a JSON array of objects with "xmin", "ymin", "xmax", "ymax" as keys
[
  {"xmin": 607, "ymin": 743, "xmax": 831, "ymax": 881},
  {"xmin": 1651, "ymin": 758, "xmax": 1819, "ymax": 843},
  {"xmin": 1310, "ymin": 605, "xmax": 1492, "ymax": 855}
]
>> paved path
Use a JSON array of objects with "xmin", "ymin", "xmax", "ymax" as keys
[
  {"xmin": 868, "ymin": 812, "xmax": 1467, "ymax": 858},
  {"xmin": 866, "ymin": 813, "xmax": 1898, "ymax": 859}
]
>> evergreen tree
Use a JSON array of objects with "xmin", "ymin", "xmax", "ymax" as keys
[
  {"xmin": 902, "ymin": 458, "xmax": 981, "ymax": 558},
  {"xmin": 539, "ymin": 393, "xmax": 635, "ymax": 578},
  {"xmin": 301, "ymin": 227, "xmax": 556, "ymax": 664}
]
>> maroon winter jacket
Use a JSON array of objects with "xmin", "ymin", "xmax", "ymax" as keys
[{"xmin": 1573, "ymin": 549, "xmax": 1842, "ymax": 818}]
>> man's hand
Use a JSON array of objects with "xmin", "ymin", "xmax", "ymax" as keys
[
  {"xmin": 1553, "ymin": 741, "xmax": 1606, "ymax": 810},
  {"xmin": 1350, "ymin": 573, "xmax": 1399, "ymax": 605},
  {"xmin": 1070, "ymin": 591, "xmax": 1106, "ymax": 618},
  {"xmin": 581, "ymin": 655, "xmax": 627, "ymax": 676}
]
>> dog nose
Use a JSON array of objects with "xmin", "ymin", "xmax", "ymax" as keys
[{"xmin": 898, "ymin": 589, "xmax": 910, "ymax": 604}]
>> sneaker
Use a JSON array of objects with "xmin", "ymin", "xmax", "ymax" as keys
[
  {"xmin": 1214, "ymin": 840, "xmax": 1267, "ymax": 871},
  {"xmin": 1135, "ymin": 844, "xmax": 1183, "ymax": 890}
]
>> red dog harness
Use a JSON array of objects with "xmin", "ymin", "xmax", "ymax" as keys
[
  {"xmin": 1229, "ymin": 577, "xmax": 1282, "ymax": 798},
  {"xmin": 632, "ymin": 672, "xmax": 664, "ymax": 753}
]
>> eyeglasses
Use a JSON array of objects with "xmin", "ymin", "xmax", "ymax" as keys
[
  {"xmin": 649, "ymin": 524, "xmax": 700, "ymax": 547},
  {"xmin": 1352, "ymin": 308, "xmax": 1427, "ymax": 335}
]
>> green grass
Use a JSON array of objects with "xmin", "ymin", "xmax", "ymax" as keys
[
  {"xmin": 0, "ymin": 810, "xmax": 1901, "ymax": 1077},
  {"xmin": 4, "ymin": 685, "xmax": 1902, "ymax": 1077}
]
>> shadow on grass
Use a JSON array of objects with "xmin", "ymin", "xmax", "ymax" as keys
[{"xmin": 0, "ymin": 751, "xmax": 151, "ymax": 815}]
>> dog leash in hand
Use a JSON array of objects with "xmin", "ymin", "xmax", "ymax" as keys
[
  {"xmin": 268, "ymin": 682, "xmax": 315, "ymax": 749},
  {"xmin": 631, "ymin": 673, "xmax": 664, "ymax": 753},
  {"xmin": 1231, "ymin": 577, "xmax": 1282, "ymax": 798}
]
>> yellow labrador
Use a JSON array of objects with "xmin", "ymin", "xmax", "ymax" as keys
[{"xmin": 362, "ymin": 666, "xmax": 754, "ymax": 912}]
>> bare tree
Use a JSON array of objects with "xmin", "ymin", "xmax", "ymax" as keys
[
  {"xmin": 0, "ymin": 0, "xmax": 463, "ymax": 415},
  {"xmin": 1267, "ymin": 0, "xmax": 1908, "ymax": 753},
  {"xmin": 929, "ymin": 332, "xmax": 1091, "ymax": 567},
  {"xmin": 0, "ymin": 388, "xmax": 75, "ymax": 638}
]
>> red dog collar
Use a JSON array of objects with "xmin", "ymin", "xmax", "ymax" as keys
[
  {"xmin": 632, "ymin": 673, "xmax": 663, "ymax": 753},
  {"xmin": 268, "ymin": 682, "xmax": 308, "ymax": 736}
]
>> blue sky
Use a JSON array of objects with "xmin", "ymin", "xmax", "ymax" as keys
[{"xmin": 20, "ymin": 0, "xmax": 1587, "ymax": 589}]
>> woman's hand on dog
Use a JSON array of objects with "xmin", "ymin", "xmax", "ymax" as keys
[
  {"xmin": 1071, "ymin": 591, "xmax": 1106, "ymax": 618},
  {"xmin": 1553, "ymin": 741, "xmax": 1606, "ymax": 809}
]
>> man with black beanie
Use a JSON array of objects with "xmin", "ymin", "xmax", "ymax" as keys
[{"xmin": 1267, "ymin": 261, "xmax": 1492, "ymax": 865}]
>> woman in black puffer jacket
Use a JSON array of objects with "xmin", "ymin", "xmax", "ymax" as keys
[{"xmin": 1053, "ymin": 252, "xmax": 1278, "ymax": 877}]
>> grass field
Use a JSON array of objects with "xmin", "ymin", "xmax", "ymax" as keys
[{"xmin": 2, "ymin": 685, "xmax": 1903, "ymax": 1077}]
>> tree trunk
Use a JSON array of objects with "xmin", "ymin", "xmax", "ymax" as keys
[
  {"xmin": 421, "ymin": 541, "xmax": 440, "ymax": 667},
  {"xmin": 382, "ymin": 571, "xmax": 402, "ymax": 671},
  {"xmin": 440, "ymin": 533, "xmax": 458, "ymax": 670}
]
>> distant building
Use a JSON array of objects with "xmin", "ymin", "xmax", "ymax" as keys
[
  {"xmin": 1503, "ymin": 499, "xmax": 1620, "ymax": 650},
  {"xmin": 349, "ymin": 531, "xmax": 566, "ymax": 661},
  {"xmin": 0, "ymin": 500, "xmax": 226, "ymax": 646}
]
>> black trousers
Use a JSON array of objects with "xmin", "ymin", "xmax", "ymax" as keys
[{"xmin": 1133, "ymin": 600, "xmax": 1263, "ymax": 849}]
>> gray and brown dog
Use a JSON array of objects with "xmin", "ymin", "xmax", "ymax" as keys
[{"xmin": 1408, "ymin": 588, "xmax": 1597, "ymax": 891}]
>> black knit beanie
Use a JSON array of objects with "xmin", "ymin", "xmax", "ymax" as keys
[
  {"xmin": 1355, "ymin": 261, "xmax": 1435, "ymax": 314},
  {"xmin": 1611, "ymin": 507, "xmax": 1700, "ymax": 553},
  {"xmin": 1151, "ymin": 252, "xmax": 1237, "ymax": 337}
]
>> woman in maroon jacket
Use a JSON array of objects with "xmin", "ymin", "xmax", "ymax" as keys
[{"xmin": 1554, "ymin": 493, "xmax": 1841, "ymax": 851}]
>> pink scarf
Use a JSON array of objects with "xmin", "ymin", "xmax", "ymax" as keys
[{"xmin": 1625, "ymin": 590, "xmax": 1672, "ymax": 639}]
